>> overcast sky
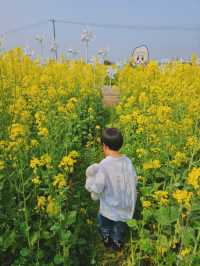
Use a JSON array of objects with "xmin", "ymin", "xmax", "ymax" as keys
[{"xmin": 0, "ymin": 0, "xmax": 199, "ymax": 61}]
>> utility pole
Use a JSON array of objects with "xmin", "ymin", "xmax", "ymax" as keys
[{"xmin": 49, "ymin": 19, "xmax": 58, "ymax": 60}]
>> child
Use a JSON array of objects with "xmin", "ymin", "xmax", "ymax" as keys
[{"xmin": 85, "ymin": 128, "xmax": 137, "ymax": 251}]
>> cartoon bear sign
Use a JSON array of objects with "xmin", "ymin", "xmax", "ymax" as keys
[{"xmin": 131, "ymin": 45, "xmax": 149, "ymax": 66}]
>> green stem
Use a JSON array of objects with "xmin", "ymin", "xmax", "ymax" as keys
[
  {"xmin": 36, "ymin": 214, "xmax": 42, "ymax": 265},
  {"xmin": 193, "ymin": 229, "xmax": 200, "ymax": 256},
  {"xmin": 19, "ymin": 160, "xmax": 31, "ymax": 248},
  {"xmin": 130, "ymin": 231, "xmax": 134, "ymax": 265}
]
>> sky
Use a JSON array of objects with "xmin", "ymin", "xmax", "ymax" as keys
[{"xmin": 0, "ymin": 0, "xmax": 200, "ymax": 61}]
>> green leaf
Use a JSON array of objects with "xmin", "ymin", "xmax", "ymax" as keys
[
  {"xmin": 37, "ymin": 249, "xmax": 44, "ymax": 259},
  {"xmin": 192, "ymin": 256, "xmax": 200, "ymax": 266},
  {"xmin": 142, "ymin": 209, "xmax": 153, "ymax": 221},
  {"xmin": 60, "ymin": 230, "xmax": 71, "ymax": 242},
  {"xmin": 66, "ymin": 210, "xmax": 77, "ymax": 225},
  {"xmin": 191, "ymin": 203, "xmax": 200, "ymax": 211},
  {"xmin": 127, "ymin": 219, "xmax": 138, "ymax": 229},
  {"xmin": 139, "ymin": 238, "xmax": 153, "ymax": 254},
  {"xmin": 192, "ymin": 221, "xmax": 200, "ymax": 229},
  {"xmin": 181, "ymin": 227, "xmax": 195, "ymax": 245},
  {"xmin": 155, "ymin": 206, "xmax": 179, "ymax": 226},
  {"xmin": 19, "ymin": 222, "xmax": 28, "ymax": 234},
  {"xmin": 157, "ymin": 234, "xmax": 169, "ymax": 248},
  {"xmin": 165, "ymin": 252, "xmax": 177, "ymax": 264},
  {"xmin": 30, "ymin": 232, "xmax": 40, "ymax": 247},
  {"xmin": 20, "ymin": 248, "xmax": 29, "ymax": 257},
  {"xmin": 42, "ymin": 230, "xmax": 51, "ymax": 239},
  {"xmin": 50, "ymin": 223, "xmax": 61, "ymax": 232},
  {"xmin": 0, "ymin": 236, "xmax": 3, "ymax": 246},
  {"xmin": 54, "ymin": 255, "xmax": 64, "ymax": 265},
  {"xmin": 4, "ymin": 230, "xmax": 16, "ymax": 249},
  {"xmin": 169, "ymin": 206, "xmax": 179, "ymax": 222}
]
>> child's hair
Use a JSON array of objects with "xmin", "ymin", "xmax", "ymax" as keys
[{"xmin": 101, "ymin": 128, "xmax": 123, "ymax": 151}]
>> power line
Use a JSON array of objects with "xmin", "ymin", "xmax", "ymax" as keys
[
  {"xmin": 1, "ymin": 19, "xmax": 200, "ymax": 37},
  {"xmin": 55, "ymin": 19, "xmax": 200, "ymax": 32},
  {"xmin": 2, "ymin": 20, "xmax": 48, "ymax": 36}
]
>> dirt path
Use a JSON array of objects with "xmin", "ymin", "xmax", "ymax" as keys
[{"xmin": 101, "ymin": 86, "xmax": 120, "ymax": 108}]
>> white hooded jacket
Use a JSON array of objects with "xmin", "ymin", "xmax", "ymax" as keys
[{"xmin": 85, "ymin": 155, "xmax": 137, "ymax": 222}]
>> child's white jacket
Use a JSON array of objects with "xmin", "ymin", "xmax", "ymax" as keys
[{"xmin": 85, "ymin": 155, "xmax": 137, "ymax": 222}]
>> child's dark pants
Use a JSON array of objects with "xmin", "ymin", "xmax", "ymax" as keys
[{"xmin": 97, "ymin": 213, "xmax": 127, "ymax": 249}]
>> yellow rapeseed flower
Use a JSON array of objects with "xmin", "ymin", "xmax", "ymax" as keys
[
  {"xmin": 154, "ymin": 190, "xmax": 168, "ymax": 205},
  {"xmin": 143, "ymin": 159, "xmax": 161, "ymax": 170},
  {"xmin": 46, "ymin": 196, "xmax": 59, "ymax": 216},
  {"xmin": 142, "ymin": 200, "xmax": 151, "ymax": 208},
  {"xmin": 137, "ymin": 175, "xmax": 145, "ymax": 181},
  {"xmin": 95, "ymin": 125, "xmax": 101, "ymax": 130},
  {"xmin": 88, "ymin": 107, "xmax": 93, "ymax": 113},
  {"xmin": 80, "ymin": 208, "xmax": 86, "ymax": 214},
  {"xmin": 0, "ymin": 140, "xmax": 7, "ymax": 150},
  {"xmin": 138, "ymin": 92, "xmax": 148, "ymax": 105},
  {"xmin": 187, "ymin": 167, "xmax": 200, "ymax": 190},
  {"xmin": 186, "ymin": 136, "xmax": 199, "ymax": 149},
  {"xmin": 0, "ymin": 160, "xmax": 5, "ymax": 170},
  {"xmin": 66, "ymin": 97, "xmax": 77, "ymax": 112},
  {"xmin": 30, "ymin": 157, "xmax": 41, "ymax": 169},
  {"xmin": 171, "ymin": 151, "xmax": 186, "ymax": 167},
  {"xmin": 179, "ymin": 247, "xmax": 190, "ymax": 257},
  {"xmin": 32, "ymin": 176, "xmax": 41, "ymax": 185},
  {"xmin": 40, "ymin": 153, "xmax": 52, "ymax": 168},
  {"xmin": 59, "ymin": 151, "xmax": 79, "ymax": 171},
  {"xmin": 36, "ymin": 196, "xmax": 46, "ymax": 210},
  {"xmin": 86, "ymin": 219, "xmax": 93, "ymax": 225},
  {"xmin": 53, "ymin": 173, "xmax": 67, "ymax": 189},
  {"xmin": 136, "ymin": 148, "xmax": 146, "ymax": 158},
  {"xmin": 31, "ymin": 139, "xmax": 39, "ymax": 147},
  {"xmin": 69, "ymin": 151, "xmax": 79, "ymax": 158},
  {"xmin": 173, "ymin": 189, "xmax": 193, "ymax": 205},
  {"xmin": 35, "ymin": 111, "xmax": 46, "ymax": 127},
  {"xmin": 59, "ymin": 156, "xmax": 75, "ymax": 168},
  {"xmin": 157, "ymin": 246, "xmax": 167, "ymax": 256},
  {"xmin": 10, "ymin": 123, "xmax": 25, "ymax": 140},
  {"xmin": 38, "ymin": 127, "xmax": 48, "ymax": 138}
]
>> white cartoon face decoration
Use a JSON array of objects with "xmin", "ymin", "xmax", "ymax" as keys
[{"xmin": 131, "ymin": 45, "xmax": 149, "ymax": 66}]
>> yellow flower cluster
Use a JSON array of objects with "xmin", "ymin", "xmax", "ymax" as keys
[
  {"xmin": 36, "ymin": 195, "xmax": 58, "ymax": 216},
  {"xmin": 53, "ymin": 173, "xmax": 67, "ymax": 189},
  {"xmin": 171, "ymin": 151, "xmax": 186, "ymax": 167},
  {"xmin": 143, "ymin": 159, "xmax": 161, "ymax": 170},
  {"xmin": 142, "ymin": 200, "xmax": 151, "ymax": 208},
  {"xmin": 32, "ymin": 176, "xmax": 41, "ymax": 185},
  {"xmin": 136, "ymin": 148, "xmax": 146, "ymax": 158},
  {"xmin": 35, "ymin": 111, "xmax": 46, "ymax": 127},
  {"xmin": 173, "ymin": 189, "xmax": 193, "ymax": 205},
  {"xmin": 38, "ymin": 127, "xmax": 49, "ymax": 138},
  {"xmin": 186, "ymin": 136, "xmax": 200, "ymax": 150},
  {"xmin": 187, "ymin": 167, "xmax": 200, "ymax": 190},
  {"xmin": 154, "ymin": 190, "xmax": 168, "ymax": 205},
  {"xmin": 31, "ymin": 139, "xmax": 39, "ymax": 147},
  {"xmin": 59, "ymin": 151, "xmax": 79, "ymax": 172},
  {"xmin": 46, "ymin": 196, "xmax": 59, "ymax": 216},
  {"xmin": 10, "ymin": 123, "xmax": 25, "ymax": 140},
  {"xmin": 30, "ymin": 157, "xmax": 41, "ymax": 169},
  {"xmin": 36, "ymin": 196, "xmax": 46, "ymax": 210},
  {"xmin": 179, "ymin": 247, "xmax": 191, "ymax": 258},
  {"xmin": 30, "ymin": 153, "xmax": 52, "ymax": 173}
]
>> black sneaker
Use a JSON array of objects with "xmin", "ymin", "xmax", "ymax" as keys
[
  {"xmin": 112, "ymin": 240, "xmax": 124, "ymax": 251},
  {"xmin": 102, "ymin": 235, "xmax": 113, "ymax": 248}
]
